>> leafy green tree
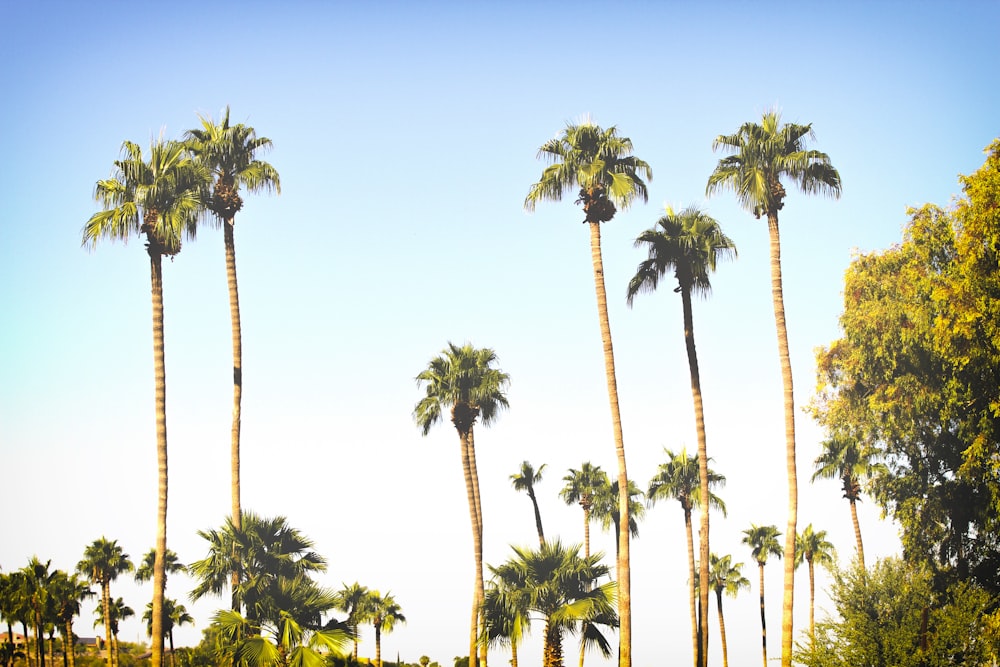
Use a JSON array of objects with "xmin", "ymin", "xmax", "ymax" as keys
[
  {"xmin": 510, "ymin": 462, "xmax": 547, "ymax": 547},
  {"xmin": 708, "ymin": 554, "xmax": 748, "ymax": 667},
  {"xmin": 487, "ymin": 541, "xmax": 617, "ymax": 667},
  {"xmin": 414, "ymin": 342, "xmax": 510, "ymax": 667},
  {"xmin": 794, "ymin": 525, "xmax": 836, "ymax": 642},
  {"xmin": 647, "ymin": 449, "xmax": 725, "ymax": 667},
  {"xmin": 77, "ymin": 538, "xmax": 134, "ymax": 667},
  {"xmin": 708, "ymin": 110, "xmax": 841, "ymax": 667},
  {"xmin": 184, "ymin": 108, "xmax": 281, "ymax": 550},
  {"xmin": 366, "ymin": 593, "xmax": 404, "ymax": 667},
  {"xmin": 559, "ymin": 463, "xmax": 609, "ymax": 559},
  {"xmin": 333, "ymin": 582, "xmax": 370, "ymax": 663},
  {"xmin": 627, "ymin": 204, "xmax": 735, "ymax": 667},
  {"xmin": 742, "ymin": 524, "xmax": 782, "ymax": 667},
  {"xmin": 525, "ymin": 119, "xmax": 651, "ymax": 667},
  {"xmin": 83, "ymin": 138, "xmax": 208, "ymax": 667},
  {"xmin": 93, "ymin": 598, "xmax": 132, "ymax": 667},
  {"xmin": 811, "ymin": 437, "xmax": 879, "ymax": 570},
  {"xmin": 796, "ymin": 558, "xmax": 998, "ymax": 667},
  {"xmin": 480, "ymin": 566, "xmax": 530, "ymax": 667}
]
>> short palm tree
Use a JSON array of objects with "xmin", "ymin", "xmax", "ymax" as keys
[
  {"xmin": 143, "ymin": 598, "xmax": 193, "ymax": 667},
  {"xmin": 488, "ymin": 541, "xmax": 617, "ymax": 667},
  {"xmin": 812, "ymin": 435, "xmax": 879, "ymax": 569},
  {"xmin": 511, "ymin": 461, "xmax": 547, "ymax": 546},
  {"xmin": 77, "ymin": 539, "xmax": 134, "ymax": 667},
  {"xmin": 414, "ymin": 342, "xmax": 510, "ymax": 667},
  {"xmin": 559, "ymin": 463, "xmax": 609, "ymax": 559},
  {"xmin": 708, "ymin": 554, "xmax": 748, "ymax": 667},
  {"xmin": 184, "ymin": 108, "xmax": 281, "ymax": 548},
  {"xmin": 647, "ymin": 449, "xmax": 725, "ymax": 667},
  {"xmin": 794, "ymin": 525, "xmax": 836, "ymax": 642},
  {"xmin": 367, "ymin": 592, "xmax": 405, "ymax": 667},
  {"xmin": 94, "ymin": 598, "xmax": 133, "ymax": 667},
  {"xmin": 47, "ymin": 570, "xmax": 93, "ymax": 667},
  {"xmin": 480, "ymin": 569, "xmax": 530, "ymax": 667},
  {"xmin": 83, "ymin": 138, "xmax": 208, "ymax": 667},
  {"xmin": 742, "ymin": 524, "xmax": 782, "ymax": 667},
  {"xmin": 21, "ymin": 557, "xmax": 56, "ymax": 667},
  {"xmin": 526, "ymin": 119, "xmax": 651, "ymax": 667},
  {"xmin": 627, "ymin": 205, "xmax": 736, "ymax": 667},
  {"xmin": 708, "ymin": 110, "xmax": 841, "ymax": 667},
  {"xmin": 592, "ymin": 479, "xmax": 644, "ymax": 562},
  {"xmin": 333, "ymin": 582, "xmax": 371, "ymax": 663},
  {"xmin": 135, "ymin": 548, "xmax": 186, "ymax": 586}
]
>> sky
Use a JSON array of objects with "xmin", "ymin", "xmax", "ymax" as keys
[{"xmin": 1, "ymin": 2, "xmax": 998, "ymax": 667}]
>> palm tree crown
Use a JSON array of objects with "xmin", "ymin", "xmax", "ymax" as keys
[
  {"xmin": 511, "ymin": 461, "xmax": 547, "ymax": 546},
  {"xmin": 414, "ymin": 343, "xmax": 510, "ymax": 437}
]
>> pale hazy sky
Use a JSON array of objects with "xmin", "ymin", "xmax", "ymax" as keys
[{"xmin": 1, "ymin": 3, "xmax": 998, "ymax": 667}]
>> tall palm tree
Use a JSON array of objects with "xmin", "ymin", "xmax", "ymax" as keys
[
  {"xmin": 21, "ymin": 558, "xmax": 56, "ymax": 667},
  {"xmin": 794, "ymin": 525, "xmax": 836, "ymax": 642},
  {"xmin": 812, "ymin": 435, "xmax": 879, "ymax": 569},
  {"xmin": 333, "ymin": 582, "xmax": 371, "ymax": 663},
  {"xmin": 559, "ymin": 463, "xmax": 609, "ymax": 559},
  {"xmin": 647, "ymin": 449, "xmax": 725, "ymax": 667},
  {"xmin": 741, "ymin": 524, "xmax": 782, "ymax": 667},
  {"xmin": 135, "ymin": 549, "xmax": 186, "ymax": 587},
  {"xmin": 488, "ymin": 541, "xmax": 617, "ymax": 667},
  {"xmin": 526, "ymin": 119, "xmax": 651, "ymax": 667},
  {"xmin": 708, "ymin": 554, "xmax": 748, "ymax": 667},
  {"xmin": 511, "ymin": 462, "xmax": 547, "ymax": 546},
  {"xmin": 707, "ymin": 110, "xmax": 841, "ymax": 667},
  {"xmin": 189, "ymin": 512, "xmax": 326, "ymax": 624},
  {"xmin": 77, "ymin": 539, "xmax": 133, "ymax": 667},
  {"xmin": 184, "ymin": 108, "xmax": 281, "ymax": 550},
  {"xmin": 93, "ymin": 598, "xmax": 132, "ymax": 667},
  {"xmin": 627, "ymin": 205, "xmax": 736, "ymax": 667},
  {"xmin": 47, "ymin": 570, "xmax": 93, "ymax": 667},
  {"xmin": 143, "ymin": 598, "xmax": 193, "ymax": 667},
  {"xmin": 83, "ymin": 139, "xmax": 208, "ymax": 667},
  {"xmin": 367, "ymin": 592, "xmax": 405, "ymax": 667},
  {"xmin": 414, "ymin": 342, "xmax": 510, "ymax": 667}
]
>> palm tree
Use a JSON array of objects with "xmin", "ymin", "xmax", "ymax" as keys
[
  {"xmin": 143, "ymin": 598, "xmax": 193, "ymax": 667},
  {"xmin": 189, "ymin": 512, "xmax": 326, "ymax": 624},
  {"xmin": 47, "ymin": 570, "xmax": 93, "ymax": 667},
  {"xmin": 480, "ymin": 570, "xmax": 530, "ymax": 667},
  {"xmin": 135, "ymin": 549, "xmax": 186, "ymax": 586},
  {"xmin": 525, "ymin": 119, "xmax": 651, "ymax": 667},
  {"xmin": 488, "ymin": 541, "xmax": 617, "ymax": 667},
  {"xmin": 20, "ymin": 558, "xmax": 56, "ymax": 667},
  {"xmin": 184, "ymin": 109, "xmax": 281, "ymax": 551},
  {"xmin": 333, "ymin": 582, "xmax": 371, "ymax": 663},
  {"xmin": 511, "ymin": 462, "xmax": 547, "ymax": 546},
  {"xmin": 559, "ymin": 463, "xmax": 609, "ymax": 559},
  {"xmin": 414, "ymin": 342, "xmax": 510, "ymax": 667},
  {"xmin": 742, "ymin": 524, "xmax": 782, "ymax": 667},
  {"xmin": 627, "ymin": 204, "xmax": 736, "ymax": 667},
  {"xmin": 77, "ymin": 539, "xmax": 133, "ymax": 667},
  {"xmin": 707, "ymin": 110, "xmax": 841, "ymax": 667},
  {"xmin": 367, "ymin": 592, "xmax": 405, "ymax": 667},
  {"xmin": 708, "ymin": 554, "xmax": 748, "ymax": 667},
  {"xmin": 1, "ymin": 571, "xmax": 31, "ymax": 667},
  {"xmin": 794, "ymin": 525, "xmax": 836, "ymax": 642},
  {"xmin": 83, "ymin": 138, "xmax": 208, "ymax": 667},
  {"xmin": 812, "ymin": 435, "xmax": 878, "ymax": 569},
  {"xmin": 592, "ymin": 479, "xmax": 644, "ymax": 562},
  {"xmin": 93, "ymin": 598, "xmax": 132, "ymax": 667},
  {"xmin": 647, "ymin": 449, "xmax": 726, "ymax": 667}
]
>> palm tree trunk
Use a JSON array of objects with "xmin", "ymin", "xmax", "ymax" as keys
[
  {"xmin": 149, "ymin": 249, "xmax": 168, "ymax": 667},
  {"xmin": 65, "ymin": 619, "xmax": 75, "ymax": 667},
  {"xmin": 681, "ymin": 287, "xmax": 711, "ymax": 667},
  {"xmin": 757, "ymin": 563, "xmax": 767, "ymax": 667},
  {"xmin": 511, "ymin": 643, "xmax": 518, "ymax": 667},
  {"xmin": 715, "ymin": 591, "xmax": 729, "ymax": 667},
  {"xmin": 22, "ymin": 622, "xmax": 32, "ymax": 667},
  {"xmin": 587, "ymin": 221, "xmax": 630, "ymax": 667},
  {"xmin": 684, "ymin": 510, "xmax": 697, "ymax": 667},
  {"xmin": 466, "ymin": 429, "xmax": 487, "ymax": 667},
  {"xmin": 169, "ymin": 629, "xmax": 176, "ymax": 667},
  {"xmin": 100, "ymin": 584, "xmax": 111, "ymax": 667},
  {"xmin": 457, "ymin": 430, "xmax": 482, "ymax": 667},
  {"xmin": 375, "ymin": 626, "xmax": 382, "ymax": 667},
  {"xmin": 582, "ymin": 507, "xmax": 591, "ymax": 560},
  {"xmin": 543, "ymin": 620, "xmax": 563, "ymax": 667},
  {"xmin": 849, "ymin": 498, "xmax": 865, "ymax": 569},
  {"xmin": 528, "ymin": 490, "xmax": 545, "ymax": 547},
  {"xmin": 766, "ymin": 214, "xmax": 797, "ymax": 667},
  {"xmin": 224, "ymin": 220, "xmax": 244, "ymax": 612},
  {"xmin": 807, "ymin": 559, "xmax": 815, "ymax": 643}
]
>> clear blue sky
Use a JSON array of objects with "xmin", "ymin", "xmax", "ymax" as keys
[{"xmin": 1, "ymin": 2, "xmax": 997, "ymax": 667}]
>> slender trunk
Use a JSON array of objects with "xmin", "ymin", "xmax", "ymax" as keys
[
  {"xmin": 467, "ymin": 430, "xmax": 487, "ymax": 667},
  {"xmin": 684, "ymin": 509, "xmax": 697, "ymax": 667},
  {"xmin": 375, "ymin": 625, "xmax": 381, "ymax": 667},
  {"xmin": 757, "ymin": 563, "xmax": 767, "ymax": 667},
  {"xmin": 100, "ymin": 584, "xmax": 111, "ymax": 667},
  {"xmin": 766, "ymin": 213, "xmax": 797, "ymax": 667},
  {"xmin": 149, "ymin": 249, "xmax": 168, "ymax": 667},
  {"xmin": 849, "ymin": 497, "xmax": 865, "ymax": 569},
  {"xmin": 587, "ymin": 221, "xmax": 630, "ymax": 667},
  {"xmin": 528, "ymin": 489, "xmax": 545, "ymax": 547},
  {"xmin": 169, "ymin": 629, "xmax": 175, "ymax": 667},
  {"xmin": 352, "ymin": 624, "xmax": 359, "ymax": 663},
  {"xmin": 582, "ymin": 506, "xmax": 591, "ymax": 560},
  {"xmin": 33, "ymin": 607, "xmax": 44, "ymax": 667},
  {"xmin": 715, "ymin": 590, "xmax": 729, "ymax": 667},
  {"xmin": 47, "ymin": 631, "xmax": 53, "ymax": 667},
  {"xmin": 111, "ymin": 633, "xmax": 119, "ymax": 667},
  {"xmin": 807, "ymin": 558, "xmax": 815, "ymax": 643},
  {"xmin": 22, "ymin": 622, "xmax": 32, "ymax": 667},
  {"xmin": 543, "ymin": 620, "xmax": 563, "ymax": 667},
  {"xmin": 511, "ymin": 643, "xmax": 518, "ymax": 667},
  {"xmin": 224, "ymin": 220, "xmax": 244, "ymax": 612},
  {"xmin": 681, "ymin": 286, "xmax": 711, "ymax": 667},
  {"xmin": 457, "ymin": 429, "xmax": 482, "ymax": 667},
  {"xmin": 64, "ymin": 619, "xmax": 74, "ymax": 667}
]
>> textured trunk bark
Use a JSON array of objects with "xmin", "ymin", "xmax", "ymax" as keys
[
  {"xmin": 757, "ymin": 563, "xmax": 767, "ymax": 667},
  {"xmin": 582, "ymin": 506, "xmax": 591, "ymax": 560},
  {"xmin": 715, "ymin": 591, "xmax": 729, "ymax": 667},
  {"xmin": 467, "ymin": 430, "xmax": 486, "ymax": 667},
  {"xmin": 587, "ymin": 221, "xmax": 630, "ymax": 667},
  {"xmin": 100, "ymin": 584, "xmax": 111, "ymax": 667},
  {"xmin": 543, "ymin": 620, "xmax": 563, "ymax": 667},
  {"xmin": 65, "ymin": 620, "xmax": 74, "ymax": 667},
  {"xmin": 849, "ymin": 498, "xmax": 865, "ymax": 569},
  {"xmin": 150, "ymin": 249, "xmax": 168, "ymax": 667},
  {"xmin": 376, "ymin": 626, "xmax": 382, "ymax": 667},
  {"xmin": 808, "ymin": 559, "xmax": 815, "ymax": 643},
  {"xmin": 681, "ymin": 286, "xmax": 711, "ymax": 667},
  {"xmin": 458, "ymin": 429, "xmax": 483, "ymax": 667},
  {"xmin": 529, "ymin": 490, "xmax": 545, "ymax": 547},
  {"xmin": 766, "ymin": 213, "xmax": 797, "ymax": 667},
  {"xmin": 684, "ymin": 509, "xmax": 697, "ymax": 667},
  {"xmin": 224, "ymin": 219, "xmax": 243, "ymax": 612}
]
